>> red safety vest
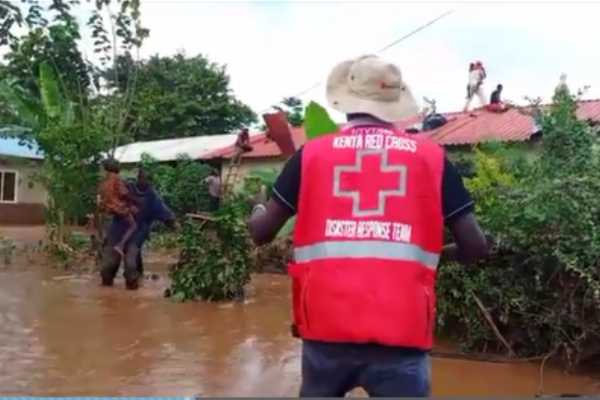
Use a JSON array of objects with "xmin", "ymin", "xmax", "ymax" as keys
[{"xmin": 289, "ymin": 125, "xmax": 445, "ymax": 350}]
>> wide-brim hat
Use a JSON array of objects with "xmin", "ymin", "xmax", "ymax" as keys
[{"xmin": 326, "ymin": 55, "xmax": 419, "ymax": 122}]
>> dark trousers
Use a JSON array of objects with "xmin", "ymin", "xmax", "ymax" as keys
[
  {"xmin": 209, "ymin": 195, "xmax": 220, "ymax": 211},
  {"xmin": 99, "ymin": 236, "xmax": 143, "ymax": 290},
  {"xmin": 299, "ymin": 341, "xmax": 431, "ymax": 397}
]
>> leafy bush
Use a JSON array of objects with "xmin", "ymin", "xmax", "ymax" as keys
[
  {"xmin": 437, "ymin": 86, "xmax": 600, "ymax": 367},
  {"xmin": 140, "ymin": 154, "xmax": 213, "ymax": 216},
  {"xmin": 168, "ymin": 201, "xmax": 253, "ymax": 302}
]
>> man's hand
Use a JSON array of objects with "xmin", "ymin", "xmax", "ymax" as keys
[{"xmin": 248, "ymin": 185, "xmax": 268, "ymax": 208}]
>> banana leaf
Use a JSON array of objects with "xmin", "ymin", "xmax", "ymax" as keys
[
  {"xmin": 38, "ymin": 60, "xmax": 62, "ymax": 120},
  {"xmin": 0, "ymin": 82, "xmax": 42, "ymax": 129},
  {"xmin": 304, "ymin": 101, "xmax": 339, "ymax": 139}
]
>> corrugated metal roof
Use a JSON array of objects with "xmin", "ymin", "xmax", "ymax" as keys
[
  {"xmin": 112, "ymin": 134, "xmax": 238, "ymax": 163},
  {"xmin": 404, "ymin": 99, "xmax": 600, "ymax": 145},
  {"xmin": 208, "ymin": 99, "xmax": 600, "ymax": 158},
  {"xmin": 0, "ymin": 136, "xmax": 43, "ymax": 160}
]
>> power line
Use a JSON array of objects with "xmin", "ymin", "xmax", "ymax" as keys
[{"xmin": 258, "ymin": 9, "xmax": 456, "ymax": 115}]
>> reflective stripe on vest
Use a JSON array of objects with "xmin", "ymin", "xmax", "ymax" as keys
[{"xmin": 294, "ymin": 240, "xmax": 440, "ymax": 271}]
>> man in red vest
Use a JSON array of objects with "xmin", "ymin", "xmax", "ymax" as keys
[{"xmin": 247, "ymin": 55, "xmax": 489, "ymax": 397}]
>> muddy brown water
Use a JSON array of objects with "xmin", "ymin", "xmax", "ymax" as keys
[{"xmin": 0, "ymin": 264, "xmax": 599, "ymax": 397}]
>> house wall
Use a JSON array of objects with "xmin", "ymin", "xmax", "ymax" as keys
[{"xmin": 0, "ymin": 158, "xmax": 46, "ymax": 225}]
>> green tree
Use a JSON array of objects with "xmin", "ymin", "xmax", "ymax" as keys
[
  {"xmin": 281, "ymin": 96, "xmax": 304, "ymax": 127},
  {"xmin": 140, "ymin": 154, "xmax": 213, "ymax": 215},
  {"xmin": 104, "ymin": 52, "xmax": 257, "ymax": 141},
  {"xmin": 437, "ymin": 85, "xmax": 600, "ymax": 367},
  {"xmin": 0, "ymin": 0, "xmax": 147, "ymax": 261},
  {"xmin": 0, "ymin": 0, "xmax": 147, "ymax": 144}
]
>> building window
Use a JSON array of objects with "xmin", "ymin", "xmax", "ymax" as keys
[{"xmin": 0, "ymin": 170, "xmax": 18, "ymax": 203}]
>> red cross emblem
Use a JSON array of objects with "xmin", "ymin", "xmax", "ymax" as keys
[{"xmin": 333, "ymin": 149, "xmax": 407, "ymax": 217}]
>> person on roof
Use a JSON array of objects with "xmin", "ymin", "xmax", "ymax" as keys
[
  {"xmin": 246, "ymin": 54, "xmax": 490, "ymax": 397},
  {"xmin": 234, "ymin": 128, "xmax": 253, "ymax": 161},
  {"xmin": 466, "ymin": 63, "xmax": 475, "ymax": 99},
  {"xmin": 463, "ymin": 61, "xmax": 487, "ymax": 112},
  {"xmin": 474, "ymin": 60, "xmax": 487, "ymax": 79},
  {"xmin": 486, "ymin": 84, "xmax": 508, "ymax": 113}
]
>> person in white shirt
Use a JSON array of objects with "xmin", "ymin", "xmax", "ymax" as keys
[
  {"xmin": 463, "ymin": 61, "xmax": 487, "ymax": 112},
  {"xmin": 204, "ymin": 169, "xmax": 222, "ymax": 211}
]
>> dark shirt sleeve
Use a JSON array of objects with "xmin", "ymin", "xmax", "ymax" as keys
[
  {"xmin": 441, "ymin": 155, "xmax": 475, "ymax": 225},
  {"xmin": 151, "ymin": 191, "xmax": 176, "ymax": 224},
  {"xmin": 272, "ymin": 147, "xmax": 303, "ymax": 214}
]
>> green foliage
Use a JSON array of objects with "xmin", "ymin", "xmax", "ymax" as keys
[
  {"xmin": 281, "ymin": 97, "xmax": 304, "ymax": 127},
  {"xmin": 1, "ymin": 60, "xmax": 111, "ymax": 226},
  {"xmin": 447, "ymin": 150, "xmax": 476, "ymax": 177},
  {"xmin": 437, "ymin": 86, "xmax": 600, "ymax": 367},
  {"xmin": 241, "ymin": 168, "xmax": 295, "ymax": 238},
  {"xmin": 0, "ymin": 0, "xmax": 147, "ymax": 129},
  {"xmin": 464, "ymin": 147, "xmax": 515, "ymax": 215},
  {"xmin": 304, "ymin": 101, "xmax": 339, "ymax": 139},
  {"xmin": 104, "ymin": 52, "xmax": 257, "ymax": 141},
  {"xmin": 0, "ymin": 0, "xmax": 146, "ymax": 262},
  {"xmin": 168, "ymin": 202, "xmax": 254, "ymax": 302},
  {"xmin": 144, "ymin": 155, "xmax": 254, "ymax": 302},
  {"xmin": 147, "ymin": 229, "xmax": 180, "ymax": 250},
  {"xmin": 139, "ymin": 154, "xmax": 212, "ymax": 216},
  {"xmin": 240, "ymin": 168, "xmax": 277, "ymax": 197}
]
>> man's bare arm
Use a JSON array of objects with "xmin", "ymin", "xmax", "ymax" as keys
[
  {"xmin": 246, "ymin": 148, "xmax": 302, "ymax": 246},
  {"xmin": 443, "ymin": 213, "xmax": 489, "ymax": 265},
  {"xmin": 247, "ymin": 199, "xmax": 294, "ymax": 246}
]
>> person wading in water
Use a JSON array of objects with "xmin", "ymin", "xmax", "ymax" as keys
[
  {"xmin": 100, "ymin": 167, "xmax": 178, "ymax": 290},
  {"xmin": 98, "ymin": 158, "xmax": 138, "ymax": 258},
  {"xmin": 247, "ymin": 54, "xmax": 490, "ymax": 397}
]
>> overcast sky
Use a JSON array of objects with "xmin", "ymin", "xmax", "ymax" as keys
[
  {"xmin": 135, "ymin": 0, "xmax": 600, "ymax": 121},
  {"xmin": 8, "ymin": 1, "xmax": 600, "ymax": 122}
]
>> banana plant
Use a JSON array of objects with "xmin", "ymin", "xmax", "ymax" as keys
[{"xmin": 0, "ymin": 60, "xmax": 75, "ymax": 136}]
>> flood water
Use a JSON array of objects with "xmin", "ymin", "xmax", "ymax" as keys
[{"xmin": 1, "ymin": 263, "xmax": 599, "ymax": 397}]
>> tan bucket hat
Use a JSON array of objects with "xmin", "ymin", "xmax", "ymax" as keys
[{"xmin": 326, "ymin": 55, "xmax": 418, "ymax": 122}]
